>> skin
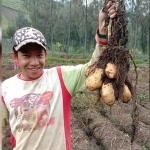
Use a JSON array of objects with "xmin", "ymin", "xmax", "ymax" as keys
[
  {"xmin": 99, "ymin": 1, "xmax": 118, "ymax": 34},
  {"xmin": 11, "ymin": 43, "xmax": 47, "ymax": 80}
]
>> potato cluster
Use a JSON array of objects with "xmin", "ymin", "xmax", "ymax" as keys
[{"xmin": 85, "ymin": 62, "xmax": 131, "ymax": 106}]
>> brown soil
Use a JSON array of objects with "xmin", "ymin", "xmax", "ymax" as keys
[{"xmin": 2, "ymin": 64, "xmax": 149, "ymax": 150}]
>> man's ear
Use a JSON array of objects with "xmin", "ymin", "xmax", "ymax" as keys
[{"xmin": 11, "ymin": 52, "xmax": 17, "ymax": 60}]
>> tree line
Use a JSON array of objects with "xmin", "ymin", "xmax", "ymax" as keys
[{"xmin": 6, "ymin": 0, "xmax": 149, "ymax": 55}]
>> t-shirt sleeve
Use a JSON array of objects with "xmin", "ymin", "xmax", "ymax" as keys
[
  {"xmin": 88, "ymin": 43, "xmax": 105, "ymax": 65},
  {"xmin": 61, "ymin": 64, "xmax": 87, "ymax": 95},
  {"xmin": 61, "ymin": 42, "xmax": 104, "ymax": 95}
]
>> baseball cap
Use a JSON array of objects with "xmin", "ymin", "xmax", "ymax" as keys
[{"xmin": 12, "ymin": 27, "xmax": 47, "ymax": 51}]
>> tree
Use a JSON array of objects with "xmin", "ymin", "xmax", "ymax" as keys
[
  {"xmin": 6, "ymin": 25, "xmax": 17, "ymax": 39},
  {"xmin": 16, "ymin": 10, "xmax": 31, "ymax": 29},
  {"xmin": 19, "ymin": 0, "xmax": 149, "ymax": 55},
  {"xmin": 126, "ymin": 0, "xmax": 149, "ymax": 54}
]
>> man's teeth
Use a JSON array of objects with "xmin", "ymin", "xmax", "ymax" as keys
[{"xmin": 30, "ymin": 68, "xmax": 38, "ymax": 70}]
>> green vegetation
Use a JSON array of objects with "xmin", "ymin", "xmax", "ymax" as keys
[
  {"xmin": 130, "ymin": 56, "xmax": 149, "ymax": 66},
  {"xmin": 138, "ymin": 93, "xmax": 149, "ymax": 101},
  {"xmin": 46, "ymin": 57, "xmax": 89, "ymax": 64},
  {"xmin": 2, "ymin": 39, "xmax": 149, "ymax": 67},
  {"xmin": 141, "ymin": 144, "xmax": 149, "ymax": 150},
  {"xmin": 54, "ymin": 42, "xmax": 62, "ymax": 51},
  {"xmin": 2, "ymin": 39, "xmax": 12, "ymax": 54},
  {"xmin": 2, "ymin": 0, "xmax": 30, "ymax": 37},
  {"xmin": 2, "ymin": 0, "xmax": 149, "ymax": 55},
  {"xmin": 2, "ymin": 0, "xmax": 21, "ymax": 10},
  {"xmin": 2, "ymin": 14, "xmax": 8, "ymax": 30}
]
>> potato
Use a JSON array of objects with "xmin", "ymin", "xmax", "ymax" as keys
[
  {"xmin": 101, "ymin": 82, "xmax": 115, "ymax": 106},
  {"xmin": 85, "ymin": 65, "xmax": 95, "ymax": 77},
  {"xmin": 122, "ymin": 84, "xmax": 132, "ymax": 103},
  {"xmin": 85, "ymin": 68, "xmax": 103, "ymax": 91},
  {"xmin": 105, "ymin": 63, "xmax": 117, "ymax": 79}
]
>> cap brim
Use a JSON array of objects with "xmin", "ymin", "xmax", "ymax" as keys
[{"xmin": 14, "ymin": 39, "xmax": 47, "ymax": 51}]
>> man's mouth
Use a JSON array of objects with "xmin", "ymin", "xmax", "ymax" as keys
[{"xmin": 28, "ymin": 67, "xmax": 40, "ymax": 71}]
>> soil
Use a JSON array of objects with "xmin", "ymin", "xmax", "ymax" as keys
[{"xmin": 2, "ymin": 63, "xmax": 149, "ymax": 150}]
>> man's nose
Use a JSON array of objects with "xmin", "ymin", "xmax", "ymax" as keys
[{"xmin": 30, "ymin": 57, "xmax": 39, "ymax": 65}]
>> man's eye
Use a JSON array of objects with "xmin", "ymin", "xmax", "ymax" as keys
[
  {"xmin": 38, "ymin": 54, "xmax": 43, "ymax": 57},
  {"xmin": 23, "ymin": 54, "xmax": 29, "ymax": 57}
]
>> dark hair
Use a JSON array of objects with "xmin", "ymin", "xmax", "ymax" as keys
[{"xmin": 13, "ymin": 49, "xmax": 18, "ymax": 56}]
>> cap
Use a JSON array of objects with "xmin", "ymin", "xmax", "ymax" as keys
[{"xmin": 12, "ymin": 27, "xmax": 47, "ymax": 51}]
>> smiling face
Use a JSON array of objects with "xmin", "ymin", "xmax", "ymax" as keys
[{"xmin": 12, "ymin": 43, "xmax": 47, "ymax": 80}]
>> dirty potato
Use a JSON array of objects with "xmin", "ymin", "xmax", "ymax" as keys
[
  {"xmin": 101, "ymin": 82, "xmax": 115, "ymax": 106},
  {"xmin": 122, "ymin": 84, "xmax": 132, "ymax": 103},
  {"xmin": 85, "ymin": 68, "xmax": 104, "ymax": 91},
  {"xmin": 105, "ymin": 62, "xmax": 117, "ymax": 79}
]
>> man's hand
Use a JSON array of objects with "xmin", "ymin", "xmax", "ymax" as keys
[{"xmin": 99, "ymin": 1, "xmax": 119, "ymax": 34}]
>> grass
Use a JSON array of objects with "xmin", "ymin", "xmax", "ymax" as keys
[{"xmin": 46, "ymin": 57, "xmax": 89, "ymax": 64}]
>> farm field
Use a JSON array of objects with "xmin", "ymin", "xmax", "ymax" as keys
[
  {"xmin": 2, "ymin": 53, "xmax": 149, "ymax": 150},
  {"xmin": 2, "ymin": 0, "xmax": 149, "ymax": 149}
]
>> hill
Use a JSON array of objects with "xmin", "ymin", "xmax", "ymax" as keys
[
  {"xmin": 2, "ymin": 0, "xmax": 20, "ymax": 34},
  {"xmin": 2, "ymin": 0, "xmax": 29, "ymax": 37}
]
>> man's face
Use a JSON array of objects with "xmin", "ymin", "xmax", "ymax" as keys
[{"xmin": 14, "ymin": 43, "xmax": 47, "ymax": 80}]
